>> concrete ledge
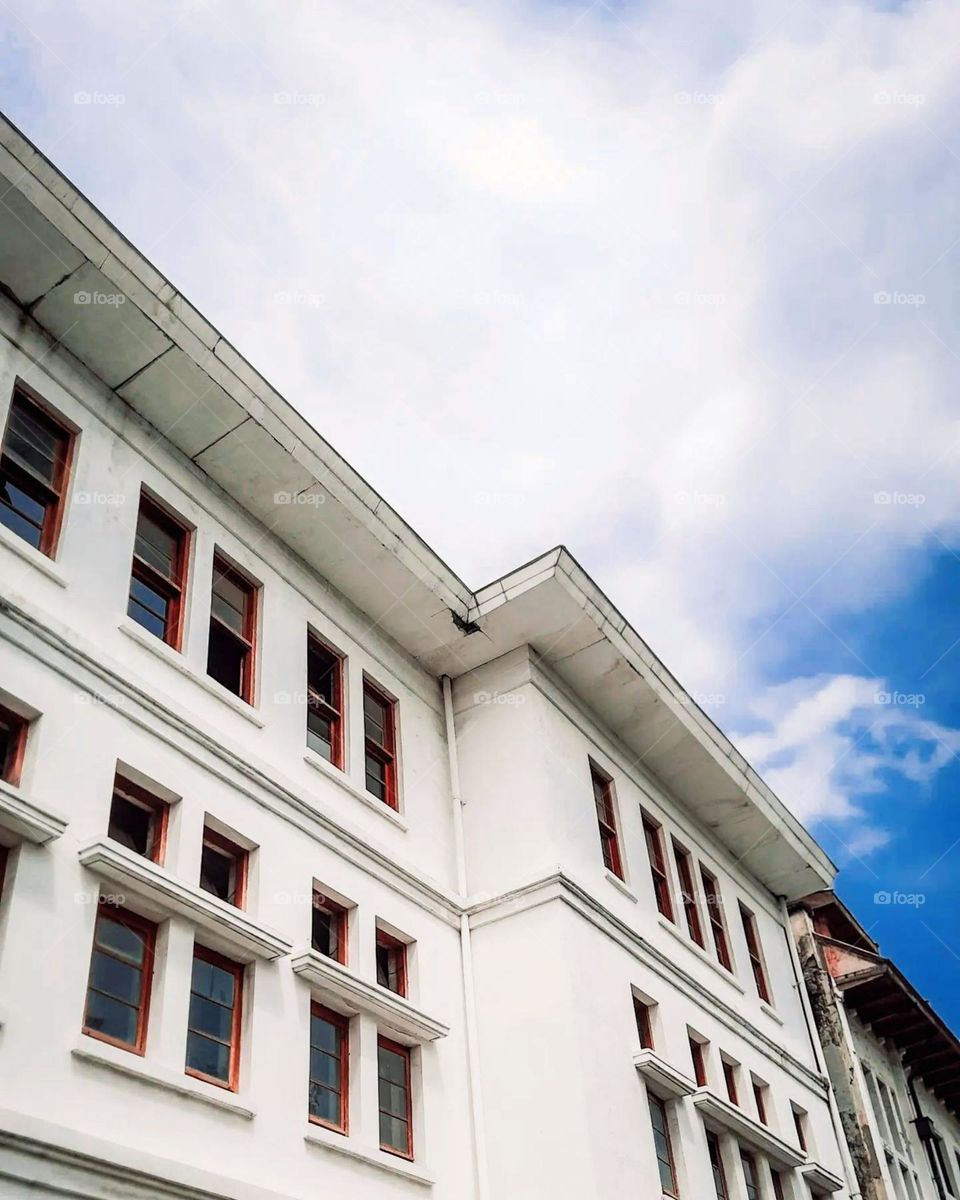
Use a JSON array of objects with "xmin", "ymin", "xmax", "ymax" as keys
[
  {"xmin": 633, "ymin": 1049, "xmax": 697, "ymax": 1100},
  {"xmin": 0, "ymin": 777, "xmax": 68, "ymax": 846},
  {"xmin": 304, "ymin": 1128, "xmax": 433, "ymax": 1188},
  {"xmin": 302, "ymin": 750, "xmax": 409, "ymax": 831},
  {"xmin": 691, "ymin": 1088, "xmax": 806, "ymax": 1169},
  {"xmin": 802, "ymin": 1162, "xmax": 845, "ymax": 1193}
]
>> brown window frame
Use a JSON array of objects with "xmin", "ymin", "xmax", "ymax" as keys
[
  {"xmin": 363, "ymin": 678, "xmax": 397, "ymax": 810},
  {"xmin": 0, "ymin": 382, "xmax": 75, "ymax": 559},
  {"xmin": 672, "ymin": 839, "xmax": 704, "ymax": 946},
  {"xmin": 306, "ymin": 633, "xmax": 345, "ymax": 769},
  {"xmin": 706, "ymin": 1131, "xmax": 728, "ymax": 1199},
  {"xmin": 107, "ymin": 773, "xmax": 169, "ymax": 864},
  {"xmin": 591, "ymin": 762, "xmax": 623, "ymax": 880},
  {"xmin": 700, "ymin": 866, "xmax": 733, "ymax": 971},
  {"xmin": 82, "ymin": 906, "xmax": 156, "ymax": 1055},
  {"xmin": 312, "ymin": 889, "xmax": 348, "ymax": 964},
  {"xmin": 376, "ymin": 929, "xmax": 408, "ymax": 997},
  {"xmin": 740, "ymin": 1150, "xmax": 760, "ymax": 1200},
  {"xmin": 739, "ymin": 903, "xmax": 772, "ymax": 1004},
  {"xmin": 378, "ymin": 1035, "xmax": 413, "ymax": 1159},
  {"xmin": 648, "ymin": 1091, "xmax": 680, "ymax": 1197},
  {"xmin": 0, "ymin": 703, "xmax": 28, "ymax": 787},
  {"xmin": 771, "ymin": 1170, "xmax": 786, "ymax": 1200},
  {"xmin": 309, "ymin": 1001, "xmax": 349, "ymax": 1134},
  {"xmin": 207, "ymin": 552, "xmax": 258, "ymax": 704},
  {"xmin": 199, "ymin": 826, "xmax": 248, "ymax": 910},
  {"xmin": 634, "ymin": 996, "xmax": 655, "ymax": 1050},
  {"xmin": 642, "ymin": 815, "xmax": 674, "ymax": 921},
  {"xmin": 752, "ymin": 1080, "xmax": 768, "ymax": 1125},
  {"xmin": 689, "ymin": 1036, "xmax": 707, "ymax": 1087},
  {"xmin": 722, "ymin": 1059, "xmax": 739, "ymax": 1106},
  {"xmin": 185, "ymin": 944, "xmax": 244, "ymax": 1092},
  {"xmin": 793, "ymin": 1106, "xmax": 808, "ymax": 1152},
  {"xmin": 127, "ymin": 491, "xmax": 190, "ymax": 650}
]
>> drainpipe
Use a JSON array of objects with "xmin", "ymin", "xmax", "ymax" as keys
[
  {"xmin": 442, "ymin": 675, "xmax": 489, "ymax": 1200},
  {"xmin": 907, "ymin": 1070, "xmax": 947, "ymax": 1200}
]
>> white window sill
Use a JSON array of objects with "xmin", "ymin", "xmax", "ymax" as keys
[
  {"xmin": 0, "ymin": 520, "xmax": 68, "ymax": 587},
  {"xmin": 633, "ymin": 1048, "xmax": 696, "ymax": 1099},
  {"xmin": 73, "ymin": 1040, "xmax": 254, "ymax": 1119},
  {"xmin": 303, "ymin": 750, "xmax": 408, "ymax": 831},
  {"xmin": 605, "ymin": 870, "xmax": 638, "ymax": 902},
  {"xmin": 691, "ymin": 1087, "xmax": 805, "ymax": 1168},
  {"xmin": 760, "ymin": 1000, "xmax": 783, "ymax": 1025},
  {"xmin": 304, "ymin": 1128, "xmax": 433, "ymax": 1187},
  {"xmin": 0, "ymin": 777, "xmax": 68, "ymax": 846},
  {"xmin": 657, "ymin": 914, "xmax": 746, "ymax": 994},
  {"xmin": 118, "ymin": 618, "xmax": 266, "ymax": 728}
]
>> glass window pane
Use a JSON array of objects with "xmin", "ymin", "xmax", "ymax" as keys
[
  {"xmin": 6, "ymin": 400, "xmax": 63, "ymax": 482},
  {"xmin": 90, "ymin": 951, "xmax": 142, "ymax": 1004},
  {"xmin": 310, "ymin": 1047, "xmax": 340, "ymax": 1087},
  {"xmin": 95, "ymin": 916, "xmax": 146, "ymax": 964},
  {"xmin": 207, "ymin": 622, "xmax": 246, "ymax": 695},
  {"xmin": 85, "ymin": 989, "xmax": 138, "ymax": 1044},
  {"xmin": 379, "ymin": 1045, "xmax": 407, "ymax": 1085},
  {"xmin": 135, "ymin": 509, "xmax": 178, "ymax": 578},
  {"xmin": 310, "ymin": 1012, "xmax": 340, "ymax": 1054},
  {"xmin": 307, "ymin": 710, "xmax": 333, "ymax": 759},
  {"xmin": 379, "ymin": 1078, "xmax": 409, "ymax": 1119},
  {"xmin": 364, "ymin": 690, "xmax": 387, "ymax": 743},
  {"xmin": 380, "ymin": 1113, "xmax": 408, "ymax": 1153},
  {"xmin": 0, "ymin": 479, "xmax": 45, "ymax": 546},
  {"xmin": 309, "ymin": 1083, "xmax": 341, "ymax": 1124},
  {"xmin": 189, "ymin": 993, "xmax": 233, "ymax": 1042},
  {"xmin": 108, "ymin": 792, "xmax": 154, "ymax": 857},
  {"xmin": 212, "ymin": 569, "xmax": 248, "ymax": 632},
  {"xmin": 186, "ymin": 1030, "xmax": 230, "ymax": 1080},
  {"xmin": 199, "ymin": 842, "xmax": 237, "ymax": 904},
  {"xmin": 191, "ymin": 957, "xmax": 236, "ymax": 1006},
  {"xmin": 365, "ymin": 754, "xmax": 386, "ymax": 800}
]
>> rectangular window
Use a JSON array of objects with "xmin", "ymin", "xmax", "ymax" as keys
[
  {"xmin": 722, "ymin": 1059, "xmax": 739, "ymax": 1105},
  {"xmin": 207, "ymin": 553, "xmax": 257, "ymax": 702},
  {"xmin": 376, "ymin": 930, "xmax": 407, "ymax": 996},
  {"xmin": 740, "ymin": 1151, "xmax": 760, "ymax": 1200},
  {"xmin": 0, "ymin": 386, "xmax": 73, "ymax": 557},
  {"xmin": 643, "ymin": 815, "xmax": 674, "ymax": 921},
  {"xmin": 793, "ymin": 1105, "xmax": 808, "ymax": 1152},
  {"xmin": 306, "ymin": 634, "xmax": 344, "ymax": 768},
  {"xmin": 82, "ymin": 907, "xmax": 155, "ymax": 1053},
  {"xmin": 634, "ymin": 996, "xmax": 655, "ymax": 1050},
  {"xmin": 879, "ymin": 1080, "xmax": 904, "ymax": 1151},
  {"xmin": 309, "ymin": 1002, "xmax": 348, "ymax": 1133},
  {"xmin": 185, "ymin": 945, "xmax": 243, "ymax": 1090},
  {"xmin": 591, "ymin": 762, "xmax": 623, "ymax": 879},
  {"xmin": 689, "ymin": 1036, "xmax": 707, "ymax": 1086},
  {"xmin": 0, "ymin": 703, "xmax": 28, "ymax": 786},
  {"xmin": 672, "ymin": 839, "xmax": 704, "ymax": 946},
  {"xmin": 700, "ymin": 866, "xmax": 733, "ymax": 971},
  {"xmin": 107, "ymin": 774, "xmax": 167, "ymax": 863},
  {"xmin": 363, "ymin": 679, "xmax": 397, "ymax": 809},
  {"xmin": 752, "ymin": 1080, "xmax": 768, "ymax": 1125},
  {"xmin": 312, "ymin": 890, "xmax": 347, "ymax": 963},
  {"xmin": 378, "ymin": 1036, "xmax": 413, "ymax": 1158},
  {"xmin": 706, "ymin": 1132, "xmax": 728, "ymax": 1200},
  {"xmin": 199, "ymin": 827, "xmax": 247, "ymax": 909},
  {"xmin": 771, "ymin": 1170, "xmax": 786, "ymax": 1200},
  {"xmin": 739, "ymin": 904, "xmax": 771, "ymax": 1003},
  {"xmin": 127, "ymin": 492, "xmax": 189, "ymax": 648},
  {"xmin": 648, "ymin": 1092, "xmax": 679, "ymax": 1196}
]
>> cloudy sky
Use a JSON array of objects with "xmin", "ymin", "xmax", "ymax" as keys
[{"xmin": 3, "ymin": 0, "xmax": 959, "ymax": 1020}]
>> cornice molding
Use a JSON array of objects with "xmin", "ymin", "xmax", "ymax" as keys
[
  {"xmin": 0, "ymin": 776, "xmax": 68, "ymax": 845},
  {"xmin": 692, "ymin": 1088, "xmax": 806, "ymax": 1168}
]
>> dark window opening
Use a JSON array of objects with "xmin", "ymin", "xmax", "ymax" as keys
[
  {"xmin": 82, "ymin": 908, "xmax": 155, "ymax": 1053},
  {"xmin": 199, "ymin": 828, "xmax": 247, "ymax": 908},
  {"xmin": 107, "ymin": 776, "xmax": 167, "ymax": 862},
  {"xmin": 0, "ymin": 704, "xmax": 28, "ymax": 786},
  {"xmin": 206, "ymin": 554, "xmax": 257, "ymax": 702},
  {"xmin": 307, "ymin": 635, "xmax": 344, "ymax": 767},
  {"xmin": 592, "ymin": 763, "xmax": 623, "ymax": 879},
  {"xmin": 0, "ymin": 387, "xmax": 73, "ymax": 557},
  {"xmin": 127, "ymin": 494, "xmax": 189, "ymax": 648},
  {"xmin": 643, "ymin": 816, "xmax": 674, "ymax": 921},
  {"xmin": 312, "ymin": 891, "xmax": 347, "ymax": 963},
  {"xmin": 376, "ymin": 930, "xmax": 407, "ymax": 996},
  {"xmin": 363, "ymin": 679, "xmax": 397, "ymax": 808}
]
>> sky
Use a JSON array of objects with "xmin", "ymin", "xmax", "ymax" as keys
[{"xmin": 2, "ymin": 0, "xmax": 959, "ymax": 1023}]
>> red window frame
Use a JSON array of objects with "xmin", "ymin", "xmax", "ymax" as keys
[
  {"xmin": 0, "ymin": 382, "xmax": 75, "ymax": 558},
  {"xmin": 107, "ymin": 774, "xmax": 169, "ymax": 864},
  {"xmin": 689, "ymin": 1037, "xmax": 707, "ymax": 1087},
  {"xmin": 82, "ymin": 906, "xmax": 156, "ymax": 1055},
  {"xmin": 643, "ymin": 815, "xmax": 674, "ymax": 921},
  {"xmin": 378, "ymin": 1035, "xmax": 413, "ymax": 1159},
  {"xmin": 376, "ymin": 929, "xmax": 408, "ymax": 997},
  {"xmin": 722, "ymin": 1059, "xmax": 739, "ymax": 1105},
  {"xmin": 127, "ymin": 491, "xmax": 190, "ymax": 650},
  {"xmin": 634, "ymin": 996, "xmax": 655, "ymax": 1050},
  {"xmin": 312, "ymin": 889, "xmax": 348, "ymax": 964},
  {"xmin": 752, "ymin": 1080, "xmax": 768, "ymax": 1125},
  {"xmin": 363, "ymin": 678, "xmax": 397, "ymax": 810},
  {"xmin": 306, "ymin": 633, "xmax": 344, "ymax": 769},
  {"xmin": 591, "ymin": 762, "xmax": 623, "ymax": 880},
  {"xmin": 647, "ymin": 1091, "xmax": 680, "ymax": 1197},
  {"xmin": 771, "ymin": 1171, "xmax": 786, "ymax": 1200},
  {"xmin": 309, "ymin": 1001, "xmax": 349, "ymax": 1134},
  {"xmin": 739, "ymin": 904, "xmax": 772, "ymax": 1004},
  {"xmin": 186, "ymin": 944, "xmax": 244, "ymax": 1092},
  {"xmin": 207, "ymin": 552, "xmax": 258, "ymax": 704},
  {"xmin": 199, "ymin": 826, "xmax": 248, "ymax": 909},
  {"xmin": 672, "ymin": 839, "xmax": 704, "ymax": 946},
  {"xmin": 700, "ymin": 866, "xmax": 733, "ymax": 971},
  {"xmin": 706, "ymin": 1131, "xmax": 728, "ymax": 1200},
  {"xmin": 0, "ymin": 703, "xmax": 28, "ymax": 787},
  {"xmin": 793, "ymin": 1107, "xmax": 808, "ymax": 1152}
]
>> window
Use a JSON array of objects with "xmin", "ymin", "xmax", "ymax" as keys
[
  {"xmin": 689, "ymin": 1036, "xmax": 707, "ymax": 1086},
  {"xmin": 739, "ymin": 904, "xmax": 771, "ymax": 1004},
  {"xmin": 312, "ymin": 890, "xmax": 347, "ymax": 963},
  {"xmin": 185, "ymin": 945, "xmax": 243, "ymax": 1090},
  {"xmin": 363, "ymin": 679, "xmax": 397, "ymax": 809},
  {"xmin": 879, "ymin": 1080, "xmax": 904, "ymax": 1152},
  {"xmin": 752, "ymin": 1080, "xmax": 768, "ymax": 1125},
  {"xmin": 127, "ymin": 492, "xmax": 189, "ymax": 648},
  {"xmin": 700, "ymin": 866, "xmax": 733, "ymax": 971},
  {"xmin": 0, "ymin": 385, "xmax": 73, "ymax": 557},
  {"xmin": 107, "ymin": 774, "xmax": 167, "ymax": 863},
  {"xmin": 0, "ymin": 703, "xmax": 28, "ymax": 786},
  {"xmin": 199, "ymin": 827, "xmax": 247, "ymax": 908},
  {"xmin": 378, "ymin": 1036, "xmax": 413, "ymax": 1158},
  {"xmin": 307, "ymin": 634, "xmax": 344, "ymax": 767},
  {"xmin": 376, "ymin": 929, "xmax": 407, "ymax": 996},
  {"xmin": 591, "ymin": 762, "xmax": 623, "ymax": 879},
  {"xmin": 740, "ymin": 1151, "xmax": 760, "ymax": 1200},
  {"xmin": 722, "ymin": 1058, "xmax": 739, "ymax": 1105},
  {"xmin": 309, "ymin": 1002, "xmax": 348, "ymax": 1133},
  {"xmin": 82, "ymin": 907, "xmax": 155, "ymax": 1053},
  {"xmin": 643, "ymin": 815, "xmax": 674, "ymax": 921},
  {"xmin": 793, "ymin": 1105, "xmax": 808, "ymax": 1152},
  {"xmin": 648, "ymin": 1092, "xmax": 679, "ymax": 1196},
  {"xmin": 207, "ymin": 553, "xmax": 257, "ymax": 702},
  {"xmin": 706, "ymin": 1131, "xmax": 728, "ymax": 1199},
  {"xmin": 672, "ymin": 839, "xmax": 704, "ymax": 946},
  {"xmin": 634, "ymin": 996, "xmax": 655, "ymax": 1050},
  {"xmin": 0, "ymin": 845, "xmax": 7, "ymax": 900},
  {"xmin": 771, "ymin": 1170, "xmax": 786, "ymax": 1200}
]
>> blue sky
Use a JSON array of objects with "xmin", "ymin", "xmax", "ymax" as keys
[{"xmin": 2, "ymin": 0, "xmax": 958, "ymax": 1023}]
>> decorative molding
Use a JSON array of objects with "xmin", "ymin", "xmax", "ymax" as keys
[
  {"xmin": 802, "ymin": 1162, "xmax": 845, "ymax": 1193},
  {"xmin": 633, "ymin": 1049, "xmax": 697, "ymax": 1099},
  {"xmin": 303, "ymin": 1129, "xmax": 434, "ymax": 1188},
  {"xmin": 0, "ymin": 777, "xmax": 68, "ymax": 845},
  {"xmin": 290, "ymin": 949, "xmax": 448, "ymax": 1044},
  {"xmin": 302, "ymin": 751, "xmax": 408, "ymax": 832},
  {"xmin": 691, "ymin": 1088, "xmax": 806, "ymax": 1169},
  {"xmin": 78, "ymin": 838, "xmax": 291, "ymax": 963}
]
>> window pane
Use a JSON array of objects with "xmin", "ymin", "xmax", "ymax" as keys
[
  {"xmin": 365, "ymin": 753, "xmax": 387, "ymax": 800},
  {"xmin": 211, "ymin": 569, "xmax": 248, "ymax": 632},
  {"xmin": 199, "ymin": 842, "xmax": 237, "ymax": 903},
  {"xmin": 90, "ymin": 951, "xmax": 142, "ymax": 1004},
  {"xmin": 311, "ymin": 906, "xmax": 342, "ymax": 959},
  {"xmin": 85, "ymin": 990, "xmax": 138, "ymax": 1043},
  {"xmin": 207, "ymin": 621, "xmax": 247, "ymax": 695},
  {"xmin": 307, "ymin": 709, "xmax": 333, "ymax": 759},
  {"xmin": 108, "ymin": 792, "xmax": 154, "ymax": 857},
  {"xmin": 0, "ymin": 477, "xmax": 45, "ymax": 546},
  {"xmin": 311, "ymin": 1012, "xmax": 340, "ymax": 1054},
  {"xmin": 189, "ymin": 993, "xmax": 234, "ymax": 1042},
  {"xmin": 379, "ymin": 1044, "xmax": 407, "ymax": 1085},
  {"xmin": 380, "ymin": 1113, "xmax": 409, "ymax": 1153},
  {"xmin": 364, "ymin": 689, "xmax": 387, "ymax": 743},
  {"xmin": 308, "ymin": 643, "xmax": 338, "ymax": 707},
  {"xmin": 309, "ymin": 1083, "xmax": 341, "ymax": 1124},
  {"xmin": 186, "ymin": 1030, "xmax": 230, "ymax": 1080},
  {"xmin": 310, "ymin": 1047, "xmax": 340, "ymax": 1087},
  {"xmin": 95, "ymin": 916, "xmax": 146, "ymax": 964},
  {"xmin": 192, "ymin": 957, "xmax": 236, "ymax": 1006},
  {"xmin": 134, "ymin": 509, "xmax": 178, "ymax": 578},
  {"xmin": 6, "ymin": 400, "xmax": 64, "ymax": 483}
]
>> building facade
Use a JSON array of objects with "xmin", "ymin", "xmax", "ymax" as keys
[{"xmin": 0, "ymin": 112, "xmax": 854, "ymax": 1200}]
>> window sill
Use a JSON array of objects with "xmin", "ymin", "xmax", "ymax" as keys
[
  {"xmin": 304, "ymin": 1128, "xmax": 433, "ymax": 1187},
  {"xmin": 78, "ymin": 837, "xmax": 291, "ymax": 962},
  {"xmin": 0, "ymin": 777, "xmax": 68, "ymax": 846},
  {"xmin": 73, "ymin": 1040, "xmax": 255, "ymax": 1118},
  {"xmin": 633, "ymin": 1048, "xmax": 696, "ymax": 1099},
  {"xmin": 303, "ymin": 751, "xmax": 408, "ymax": 831},
  {"xmin": 802, "ymin": 1162, "xmax": 845, "ymax": 1193},
  {"xmin": 118, "ymin": 619, "xmax": 266, "ymax": 728},
  {"xmin": 656, "ymin": 914, "xmax": 746, "ymax": 994},
  {"xmin": 760, "ymin": 1000, "xmax": 783, "ymax": 1025},
  {"xmin": 604, "ymin": 870, "xmax": 638, "ymax": 902},
  {"xmin": 291, "ymin": 947, "xmax": 448, "ymax": 1044},
  {"xmin": 691, "ymin": 1087, "xmax": 805, "ymax": 1168},
  {"xmin": 0, "ymin": 520, "xmax": 69, "ymax": 587}
]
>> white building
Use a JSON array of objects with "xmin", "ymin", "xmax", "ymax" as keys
[{"xmin": 0, "ymin": 111, "xmax": 854, "ymax": 1200}]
